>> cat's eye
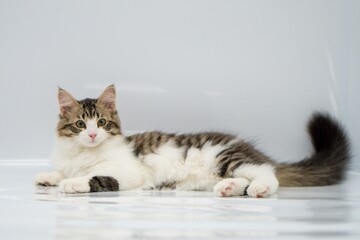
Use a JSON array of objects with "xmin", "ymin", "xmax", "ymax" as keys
[
  {"xmin": 97, "ymin": 118, "xmax": 106, "ymax": 127},
  {"xmin": 75, "ymin": 120, "xmax": 86, "ymax": 129}
]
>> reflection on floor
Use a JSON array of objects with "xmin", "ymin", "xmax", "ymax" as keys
[{"xmin": 0, "ymin": 160, "xmax": 359, "ymax": 239}]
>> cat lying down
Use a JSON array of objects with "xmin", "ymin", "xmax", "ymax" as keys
[{"xmin": 35, "ymin": 85, "xmax": 350, "ymax": 198}]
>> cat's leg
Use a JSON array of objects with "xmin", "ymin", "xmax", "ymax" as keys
[
  {"xmin": 58, "ymin": 176, "xmax": 121, "ymax": 193},
  {"xmin": 34, "ymin": 171, "xmax": 64, "ymax": 186},
  {"xmin": 233, "ymin": 164, "xmax": 279, "ymax": 198},
  {"xmin": 59, "ymin": 176, "xmax": 91, "ymax": 193},
  {"xmin": 59, "ymin": 163, "xmax": 147, "ymax": 193},
  {"xmin": 213, "ymin": 178, "xmax": 250, "ymax": 197},
  {"xmin": 59, "ymin": 174, "xmax": 144, "ymax": 193},
  {"xmin": 59, "ymin": 175, "xmax": 123, "ymax": 193}
]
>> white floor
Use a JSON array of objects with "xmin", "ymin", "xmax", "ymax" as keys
[{"xmin": 0, "ymin": 160, "xmax": 359, "ymax": 240}]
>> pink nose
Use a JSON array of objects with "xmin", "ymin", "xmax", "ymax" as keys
[{"xmin": 89, "ymin": 133, "xmax": 97, "ymax": 140}]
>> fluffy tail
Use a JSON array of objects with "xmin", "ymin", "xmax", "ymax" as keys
[{"xmin": 276, "ymin": 112, "xmax": 351, "ymax": 187}]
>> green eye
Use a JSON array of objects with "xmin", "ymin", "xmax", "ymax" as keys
[
  {"xmin": 97, "ymin": 118, "xmax": 106, "ymax": 127},
  {"xmin": 76, "ymin": 120, "xmax": 86, "ymax": 129}
]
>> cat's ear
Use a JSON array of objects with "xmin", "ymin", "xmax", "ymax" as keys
[
  {"xmin": 98, "ymin": 84, "xmax": 117, "ymax": 112},
  {"xmin": 58, "ymin": 87, "xmax": 79, "ymax": 117}
]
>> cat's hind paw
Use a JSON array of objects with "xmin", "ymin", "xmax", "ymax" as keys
[
  {"xmin": 59, "ymin": 177, "xmax": 90, "ymax": 194},
  {"xmin": 214, "ymin": 178, "xmax": 250, "ymax": 197},
  {"xmin": 246, "ymin": 179, "xmax": 278, "ymax": 198},
  {"xmin": 247, "ymin": 182, "xmax": 269, "ymax": 198}
]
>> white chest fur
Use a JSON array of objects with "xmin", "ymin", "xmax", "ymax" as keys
[{"xmin": 51, "ymin": 136, "xmax": 138, "ymax": 178}]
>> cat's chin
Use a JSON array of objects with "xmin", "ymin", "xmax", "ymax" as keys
[{"xmin": 79, "ymin": 140, "xmax": 103, "ymax": 148}]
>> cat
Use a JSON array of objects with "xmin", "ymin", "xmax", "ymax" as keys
[{"xmin": 35, "ymin": 85, "xmax": 350, "ymax": 198}]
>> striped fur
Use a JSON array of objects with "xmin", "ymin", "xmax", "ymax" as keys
[
  {"xmin": 126, "ymin": 131, "xmax": 275, "ymax": 178},
  {"xmin": 89, "ymin": 176, "xmax": 119, "ymax": 192},
  {"xmin": 126, "ymin": 132, "xmax": 235, "ymax": 158}
]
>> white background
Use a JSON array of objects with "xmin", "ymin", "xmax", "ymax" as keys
[{"xmin": 0, "ymin": 0, "xmax": 359, "ymax": 168}]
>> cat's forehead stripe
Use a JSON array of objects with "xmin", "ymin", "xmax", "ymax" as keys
[{"xmin": 79, "ymin": 98, "xmax": 99, "ymax": 118}]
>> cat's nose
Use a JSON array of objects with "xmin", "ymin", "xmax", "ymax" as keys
[{"xmin": 89, "ymin": 133, "xmax": 97, "ymax": 140}]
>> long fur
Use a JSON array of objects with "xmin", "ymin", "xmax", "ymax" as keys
[{"xmin": 275, "ymin": 112, "xmax": 351, "ymax": 187}]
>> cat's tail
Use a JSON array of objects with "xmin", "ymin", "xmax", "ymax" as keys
[{"xmin": 275, "ymin": 112, "xmax": 351, "ymax": 187}]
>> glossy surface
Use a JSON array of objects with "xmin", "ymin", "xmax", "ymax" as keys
[{"xmin": 0, "ymin": 160, "xmax": 359, "ymax": 239}]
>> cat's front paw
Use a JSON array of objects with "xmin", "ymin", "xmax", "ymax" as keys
[
  {"xmin": 59, "ymin": 177, "xmax": 90, "ymax": 194},
  {"xmin": 35, "ymin": 171, "xmax": 63, "ymax": 186}
]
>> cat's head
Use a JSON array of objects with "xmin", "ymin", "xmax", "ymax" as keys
[{"xmin": 57, "ymin": 85, "xmax": 121, "ymax": 147}]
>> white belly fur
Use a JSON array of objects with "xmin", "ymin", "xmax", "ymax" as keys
[{"xmin": 142, "ymin": 141, "xmax": 226, "ymax": 191}]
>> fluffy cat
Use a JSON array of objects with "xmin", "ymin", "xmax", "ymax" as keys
[{"xmin": 35, "ymin": 85, "xmax": 350, "ymax": 198}]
